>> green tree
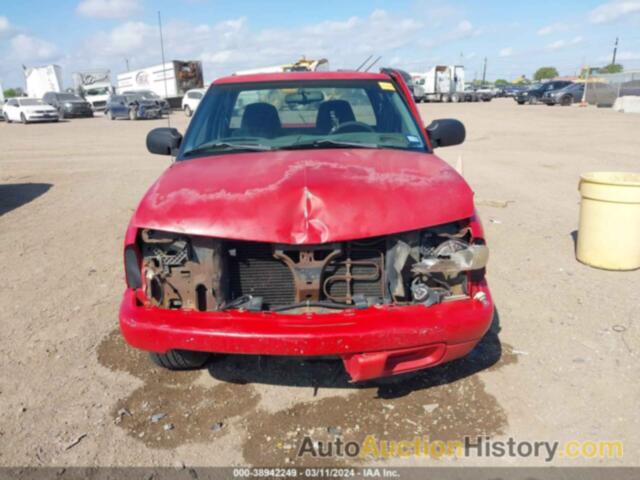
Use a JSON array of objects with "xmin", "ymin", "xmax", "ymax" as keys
[
  {"xmin": 533, "ymin": 67, "xmax": 559, "ymax": 81},
  {"xmin": 494, "ymin": 79, "xmax": 509, "ymax": 86},
  {"xmin": 599, "ymin": 63, "xmax": 623, "ymax": 74},
  {"xmin": 3, "ymin": 88, "xmax": 20, "ymax": 98}
]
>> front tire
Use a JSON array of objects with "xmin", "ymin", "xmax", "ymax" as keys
[
  {"xmin": 560, "ymin": 95, "xmax": 572, "ymax": 106},
  {"xmin": 150, "ymin": 350, "xmax": 210, "ymax": 370}
]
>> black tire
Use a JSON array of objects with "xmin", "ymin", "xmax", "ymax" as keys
[
  {"xmin": 560, "ymin": 95, "xmax": 572, "ymax": 106},
  {"xmin": 150, "ymin": 350, "xmax": 210, "ymax": 370},
  {"xmin": 517, "ymin": 100, "xmax": 525, "ymax": 105},
  {"xmin": 20, "ymin": 113, "xmax": 27, "ymax": 124}
]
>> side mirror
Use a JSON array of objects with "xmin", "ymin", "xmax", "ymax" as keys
[
  {"xmin": 147, "ymin": 128, "xmax": 182, "ymax": 155},
  {"xmin": 426, "ymin": 118, "xmax": 465, "ymax": 148}
]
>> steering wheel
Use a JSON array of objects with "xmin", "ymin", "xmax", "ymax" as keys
[{"xmin": 330, "ymin": 121, "xmax": 375, "ymax": 134}]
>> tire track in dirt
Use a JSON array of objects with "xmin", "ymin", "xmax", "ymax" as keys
[
  {"xmin": 239, "ymin": 318, "xmax": 517, "ymax": 466},
  {"xmin": 97, "ymin": 329, "xmax": 260, "ymax": 449}
]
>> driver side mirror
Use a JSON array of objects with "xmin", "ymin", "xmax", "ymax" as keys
[
  {"xmin": 426, "ymin": 118, "xmax": 465, "ymax": 148},
  {"xmin": 147, "ymin": 128, "xmax": 182, "ymax": 156}
]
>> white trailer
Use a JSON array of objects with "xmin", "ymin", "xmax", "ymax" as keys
[
  {"xmin": 73, "ymin": 69, "xmax": 113, "ymax": 111},
  {"xmin": 24, "ymin": 65, "xmax": 63, "ymax": 98},
  {"xmin": 416, "ymin": 65, "xmax": 467, "ymax": 102},
  {"xmin": 116, "ymin": 60, "xmax": 203, "ymax": 107}
]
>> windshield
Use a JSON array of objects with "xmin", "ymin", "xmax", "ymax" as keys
[
  {"xmin": 180, "ymin": 79, "xmax": 426, "ymax": 159},
  {"xmin": 85, "ymin": 87, "xmax": 110, "ymax": 96},
  {"xmin": 58, "ymin": 93, "xmax": 81, "ymax": 101},
  {"xmin": 20, "ymin": 99, "xmax": 45, "ymax": 106},
  {"xmin": 136, "ymin": 91, "xmax": 160, "ymax": 99},
  {"xmin": 124, "ymin": 94, "xmax": 145, "ymax": 102}
]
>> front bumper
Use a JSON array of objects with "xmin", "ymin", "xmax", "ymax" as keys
[
  {"xmin": 64, "ymin": 106, "xmax": 94, "ymax": 117},
  {"xmin": 119, "ymin": 282, "xmax": 494, "ymax": 382},
  {"xmin": 136, "ymin": 108, "xmax": 161, "ymax": 119},
  {"xmin": 26, "ymin": 113, "xmax": 59, "ymax": 121}
]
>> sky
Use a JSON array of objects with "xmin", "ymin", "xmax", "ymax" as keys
[{"xmin": 1, "ymin": 0, "xmax": 640, "ymax": 88}]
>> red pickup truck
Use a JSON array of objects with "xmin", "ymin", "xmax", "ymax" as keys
[{"xmin": 119, "ymin": 69, "xmax": 493, "ymax": 382}]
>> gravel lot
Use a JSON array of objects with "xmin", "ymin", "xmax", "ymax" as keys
[{"xmin": 0, "ymin": 99, "xmax": 638, "ymax": 468}]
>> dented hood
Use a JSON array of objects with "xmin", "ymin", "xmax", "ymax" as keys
[{"xmin": 131, "ymin": 149, "xmax": 474, "ymax": 244}]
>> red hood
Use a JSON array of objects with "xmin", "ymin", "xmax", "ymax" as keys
[{"xmin": 130, "ymin": 149, "xmax": 474, "ymax": 244}]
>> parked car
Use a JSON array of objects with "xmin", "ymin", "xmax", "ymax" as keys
[
  {"xmin": 514, "ymin": 81, "xmax": 573, "ymax": 104},
  {"xmin": 181, "ymin": 88, "xmax": 206, "ymax": 117},
  {"xmin": 121, "ymin": 89, "xmax": 170, "ymax": 115},
  {"xmin": 3, "ymin": 97, "xmax": 59, "ymax": 123},
  {"xmin": 473, "ymin": 85, "xmax": 495, "ymax": 101},
  {"xmin": 119, "ymin": 70, "xmax": 494, "ymax": 382},
  {"xmin": 502, "ymin": 85, "xmax": 527, "ymax": 97},
  {"xmin": 106, "ymin": 94, "xmax": 162, "ymax": 120},
  {"xmin": 542, "ymin": 83, "xmax": 585, "ymax": 106},
  {"xmin": 43, "ymin": 91, "xmax": 94, "ymax": 118}
]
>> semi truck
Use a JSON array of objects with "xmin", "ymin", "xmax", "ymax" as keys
[
  {"xmin": 414, "ymin": 65, "xmax": 466, "ymax": 102},
  {"xmin": 73, "ymin": 69, "xmax": 113, "ymax": 112},
  {"xmin": 116, "ymin": 60, "xmax": 204, "ymax": 108},
  {"xmin": 24, "ymin": 65, "xmax": 63, "ymax": 98}
]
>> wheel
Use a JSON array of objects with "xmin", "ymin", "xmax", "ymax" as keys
[
  {"xmin": 58, "ymin": 108, "xmax": 65, "ymax": 119},
  {"xmin": 20, "ymin": 113, "xmax": 27, "ymax": 124},
  {"xmin": 560, "ymin": 95, "xmax": 572, "ymax": 106},
  {"xmin": 443, "ymin": 94, "xmax": 451, "ymax": 103},
  {"xmin": 149, "ymin": 350, "xmax": 210, "ymax": 370},
  {"xmin": 517, "ymin": 100, "xmax": 525, "ymax": 105},
  {"xmin": 184, "ymin": 105, "xmax": 192, "ymax": 117},
  {"xmin": 129, "ymin": 108, "xmax": 137, "ymax": 121},
  {"xmin": 451, "ymin": 93, "xmax": 460, "ymax": 103}
]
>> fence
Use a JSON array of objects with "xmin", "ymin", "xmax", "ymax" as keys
[{"xmin": 584, "ymin": 70, "xmax": 640, "ymax": 108}]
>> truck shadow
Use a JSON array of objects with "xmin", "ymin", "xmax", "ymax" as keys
[
  {"xmin": 0, "ymin": 183, "xmax": 52, "ymax": 216},
  {"xmin": 207, "ymin": 308, "xmax": 509, "ymax": 394}
]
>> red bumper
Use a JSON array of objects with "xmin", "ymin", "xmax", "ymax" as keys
[{"xmin": 119, "ymin": 284, "xmax": 493, "ymax": 382}]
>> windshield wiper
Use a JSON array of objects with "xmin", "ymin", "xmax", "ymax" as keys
[
  {"xmin": 281, "ymin": 139, "xmax": 379, "ymax": 150},
  {"xmin": 183, "ymin": 141, "xmax": 272, "ymax": 157}
]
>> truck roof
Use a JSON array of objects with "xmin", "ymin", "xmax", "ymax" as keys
[{"xmin": 213, "ymin": 71, "xmax": 390, "ymax": 85}]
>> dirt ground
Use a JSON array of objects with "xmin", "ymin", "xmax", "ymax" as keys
[{"xmin": 0, "ymin": 99, "xmax": 638, "ymax": 468}]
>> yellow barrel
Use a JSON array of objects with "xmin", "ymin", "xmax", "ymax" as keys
[{"xmin": 577, "ymin": 172, "xmax": 640, "ymax": 270}]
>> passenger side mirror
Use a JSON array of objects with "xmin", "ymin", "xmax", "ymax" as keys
[
  {"xmin": 426, "ymin": 118, "xmax": 465, "ymax": 148},
  {"xmin": 147, "ymin": 128, "xmax": 182, "ymax": 156}
]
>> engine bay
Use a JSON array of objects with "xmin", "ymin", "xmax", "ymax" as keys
[{"xmin": 136, "ymin": 222, "xmax": 488, "ymax": 313}]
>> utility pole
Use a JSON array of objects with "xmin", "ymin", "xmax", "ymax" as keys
[
  {"xmin": 124, "ymin": 58, "xmax": 130, "ymax": 72},
  {"xmin": 158, "ymin": 11, "xmax": 170, "ymax": 127},
  {"xmin": 481, "ymin": 57, "xmax": 487, "ymax": 84},
  {"xmin": 612, "ymin": 37, "xmax": 619, "ymax": 65}
]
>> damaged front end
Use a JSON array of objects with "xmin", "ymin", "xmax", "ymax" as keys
[{"xmin": 125, "ymin": 220, "xmax": 488, "ymax": 314}]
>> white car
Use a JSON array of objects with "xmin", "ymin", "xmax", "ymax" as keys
[
  {"xmin": 181, "ymin": 88, "xmax": 205, "ymax": 117},
  {"xmin": 3, "ymin": 97, "xmax": 59, "ymax": 123}
]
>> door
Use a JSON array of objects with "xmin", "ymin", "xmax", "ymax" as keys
[{"xmin": 5, "ymin": 99, "xmax": 19, "ymax": 120}]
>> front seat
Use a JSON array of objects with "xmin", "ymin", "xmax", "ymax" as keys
[
  {"xmin": 316, "ymin": 100, "xmax": 356, "ymax": 134},
  {"xmin": 239, "ymin": 102, "xmax": 281, "ymax": 138}
]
